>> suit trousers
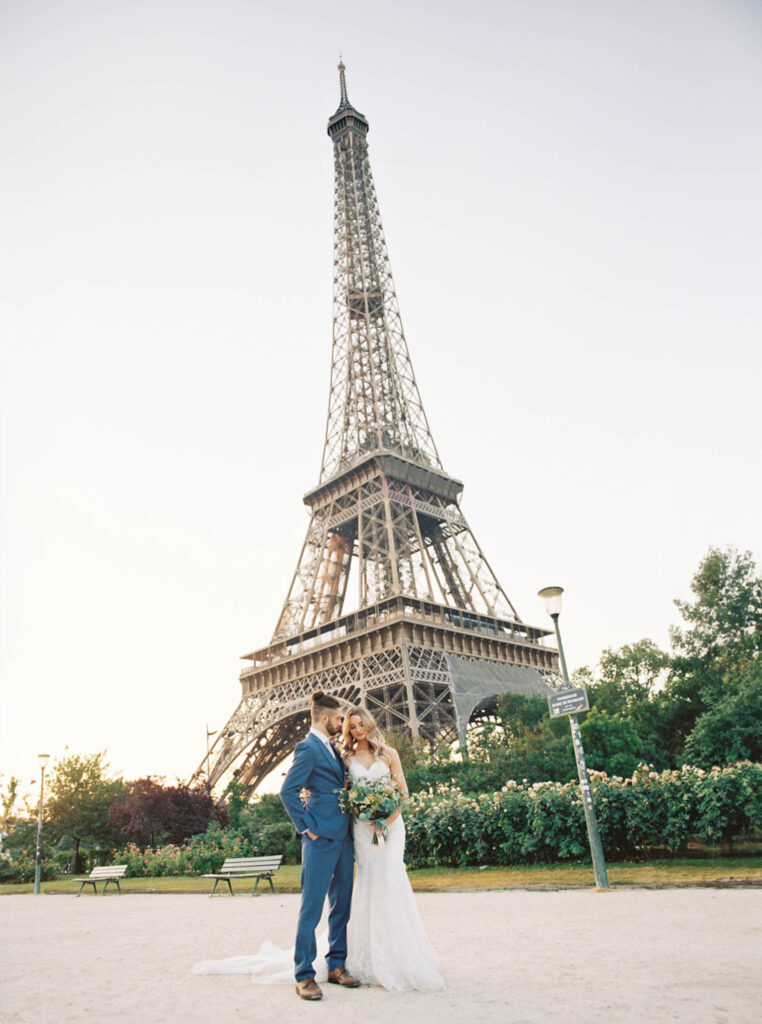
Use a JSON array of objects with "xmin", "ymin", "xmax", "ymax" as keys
[{"xmin": 294, "ymin": 831, "xmax": 354, "ymax": 981}]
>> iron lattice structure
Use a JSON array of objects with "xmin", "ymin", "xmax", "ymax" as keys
[{"xmin": 196, "ymin": 65, "xmax": 558, "ymax": 794}]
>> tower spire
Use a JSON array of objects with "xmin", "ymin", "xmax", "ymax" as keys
[
  {"xmin": 323, "ymin": 63, "xmax": 432, "ymax": 479},
  {"xmin": 329, "ymin": 59, "xmax": 368, "ymax": 136},
  {"xmin": 337, "ymin": 58, "xmax": 350, "ymax": 110}
]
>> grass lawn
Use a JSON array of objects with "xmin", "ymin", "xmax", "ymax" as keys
[{"xmin": 3, "ymin": 857, "xmax": 760, "ymax": 895}]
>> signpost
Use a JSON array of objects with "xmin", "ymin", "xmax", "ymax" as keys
[
  {"xmin": 538, "ymin": 586, "xmax": 610, "ymax": 890},
  {"xmin": 548, "ymin": 687, "xmax": 589, "ymax": 718}
]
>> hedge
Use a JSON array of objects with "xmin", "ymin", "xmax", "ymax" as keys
[
  {"xmin": 403, "ymin": 762, "xmax": 762, "ymax": 868},
  {"xmin": 33, "ymin": 760, "xmax": 758, "ymax": 879}
]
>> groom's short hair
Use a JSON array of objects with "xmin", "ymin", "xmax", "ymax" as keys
[{"xmin": 311, "ymin": 690, "xmax": 341, "ymax": 722}]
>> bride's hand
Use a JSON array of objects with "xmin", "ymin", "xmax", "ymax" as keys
[{"xmin": 299, "ymin": 788, "xmax": 312, "ymax": 805}]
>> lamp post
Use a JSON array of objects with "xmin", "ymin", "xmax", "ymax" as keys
[
  {"xmin": 538, "ymin": 587, "xmax": 610, "ymax": 890},
  {"xmin": 34, "ymin": 753, "xmax": 50, "ymax": 895}
]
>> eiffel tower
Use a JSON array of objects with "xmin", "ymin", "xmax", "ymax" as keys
[{"xmin": 198, "ymin": 64, "xmax": 558, "ymax": 793}]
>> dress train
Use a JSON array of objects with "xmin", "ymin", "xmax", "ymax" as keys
[{"xmin": 192, "ymin": 932, "xmax": 329, "ymax": 984}]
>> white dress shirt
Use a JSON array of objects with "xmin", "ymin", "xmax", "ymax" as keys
[{"xmin": 308, "ymin": 725, "xmax": 334, "ymax": 750}]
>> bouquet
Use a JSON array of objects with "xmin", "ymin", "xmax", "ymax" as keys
[{"xmin": 337, "ymin": 776, "xmax": 403, "ymax": 845}]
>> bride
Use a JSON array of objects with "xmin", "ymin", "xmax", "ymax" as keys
[
  {"xmin": 341, "ymin": 707, "xmax": 443, "ymax": 991},
  {"xmin": 193, "ymin": 706, "xmax": 443, "ymax": 992}
]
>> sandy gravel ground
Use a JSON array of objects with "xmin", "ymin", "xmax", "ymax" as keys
[{"xmin": 1, "ymin": 889, "xmax": 760, "ymax": 1024}]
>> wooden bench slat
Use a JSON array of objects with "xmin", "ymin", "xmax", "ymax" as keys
[
  {"xmin": 87, "ymin": 866, "xmax": 127, "ymax": 878},
  {"xmin": 220, "ymin": 857, "xmax": 282, "ymax": 865}
]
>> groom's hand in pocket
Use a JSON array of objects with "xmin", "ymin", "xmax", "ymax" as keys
[{"xmin": 306, "ymin": 830, "xmax": 319, "ymax": 840}]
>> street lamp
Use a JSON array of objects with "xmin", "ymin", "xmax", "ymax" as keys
[
  {"xmin": 34, "ymin": 753, "xmax": 50, "ymax": 895},
  {"xmin": 538, "ymin": 587, "xmax": 610, "ymax": 890}
]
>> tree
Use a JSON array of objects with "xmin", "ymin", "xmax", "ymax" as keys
[
  {"xmin": 230, "ymin": 792, "xmax": 292, "ymax": 845},
  {"xmin": 1, "ymin": 776, "xmax": 21, "ymax": 839},
  {"xmin": 578, "ymin": 639, "xmax": 671, "ymax": 767},
  {"xmin": 444, "ymin": 696, "xmax": 577, "ymax": 790},
  {"xmin": 572, "ymin": 549, "xmax": 761, "ymax": 769},
  {"xmin": 46, "ymin": 752, "xmax": 124, "ymax": 872},
  {"xmin": 579, "ymin": 709, "xmax": 642, "ymax": 777},
  {"xmin": 666, "ymin": 547, "xmax": 761, "ymax": 759},
  {"xmin": 1, "ymin": 776, "xmax": 39, "ymax": 856},
  {"xmin": 671, "ymin": 546, "xmax": 762, "ymax": 667},
  {"xmin": 495, "ymin": 693, "xmax": 549, "ymax": 737},
  {"xmin": 225, "ymin": 778, "xmax": 246, "ymax": 831},
  {"xmin": 109, "ymin": 777, "xmax": 225, "ymax": 847},
  {"xmin": 682, "ymin": 663, "xmax": 762, "ymax": 768},
  {"xmin": 589, "ymin": 640, "xmax": 669, "ymax": 717}
]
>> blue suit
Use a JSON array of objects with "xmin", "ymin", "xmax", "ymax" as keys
[{"xmin": 280, "ymin": 731, "xmax": 353, "ymax": 981}]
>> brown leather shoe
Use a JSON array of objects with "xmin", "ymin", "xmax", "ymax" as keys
[
  {"xmin": 295, "ymin": 978, "xmax": 323, "ymax": 1000},
  {"xmin": 327, "ymin": 966, "xmax": 360, "ymax": 988}
]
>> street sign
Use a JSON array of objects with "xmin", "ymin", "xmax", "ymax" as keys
[{"xmin": 548, "ymin": 687, "xmax": 590, "ymax": 718}]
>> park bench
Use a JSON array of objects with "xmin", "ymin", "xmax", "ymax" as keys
[
  {"xmin": 203, "ymin": 855, "xmax": 283, "ymax": 897},
  {"xmin": 76, "ymin": 865, "xmax": 128, "ymax": 896}
]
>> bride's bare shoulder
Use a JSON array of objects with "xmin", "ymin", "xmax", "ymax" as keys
[{"xmin": 383, "ymin": 744, "xmax": 401, "ymax": 766}]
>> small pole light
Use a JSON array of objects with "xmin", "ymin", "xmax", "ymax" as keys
[{"xmin": 34, "ymin": 754, "xmax": 51, "ymax": 895}]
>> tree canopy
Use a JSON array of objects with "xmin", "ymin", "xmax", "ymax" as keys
[
  {"xmin": 109, "ymin": 777, "xmax": 225, "ymax": 847},
  {"xmin": 45, "ymin": 751, "xmax": 124, "ymax": 871}
]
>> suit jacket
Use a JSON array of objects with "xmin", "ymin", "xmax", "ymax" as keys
[{"xmin": 280, "ymin": 732, "xmax": 350, "ymax": 840}]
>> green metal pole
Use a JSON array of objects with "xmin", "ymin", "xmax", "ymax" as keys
[
  {"xmin": 551, "ymin": 613, "xmax": 610, "ymax": 890},
  {"xmin": 34, "ymin": 765, "xmax": 46, "ymax": 895}
]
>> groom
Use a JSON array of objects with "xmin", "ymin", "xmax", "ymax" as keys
[{"xmin": 280, "ymin": 691, "xmax": 359, "ymax": 1001}]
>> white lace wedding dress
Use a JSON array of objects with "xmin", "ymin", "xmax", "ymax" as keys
[
  {"xmin": 344, "ymin": 756, "xmax": 443, "ymax": 991},
  {"xmin": 192, "ymin": 756, "xmax": 443, "ymax": 992}
]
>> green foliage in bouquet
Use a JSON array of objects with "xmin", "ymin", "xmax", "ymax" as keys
[{"xmin": 337, "ymin": 776, "xmax": 403, "ymax": 844}]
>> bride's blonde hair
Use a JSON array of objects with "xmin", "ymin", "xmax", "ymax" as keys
[{"xmin": 341, "ymin": 707, "xmax": 391, "ymax": 766}]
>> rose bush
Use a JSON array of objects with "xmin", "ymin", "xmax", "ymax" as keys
[
  {"xmin": 84, "ymin": 761, "xmax": 760, "ymax": 875},
  {"xmin": 0, "ymin": 850, "xmax": 57, "ymax": 883},
  {"xmin": 403, "ymin": 761, "xmax": 761, "ymax": 868},
  {"xmin": 692, "ymin": 761, "xmax": 762, "ymax": 844}
]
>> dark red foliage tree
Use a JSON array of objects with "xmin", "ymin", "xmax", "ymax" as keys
[{"xmin": 109, "ymin": 777, "xmax": 227, "ymax": 847}]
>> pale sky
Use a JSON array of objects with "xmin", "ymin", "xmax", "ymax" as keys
[{"xmin": 2, "ymin": 0, "xmax": 760, "ymax": 796}]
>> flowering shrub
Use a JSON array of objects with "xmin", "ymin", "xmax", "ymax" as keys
[
  {"xmin": 107, "ymin": 814, "xmax": 307, "ymax": 877},
  {"xmin": 693, "ymin": 762, "xmax": 762, "ymax": 842},
  {"xmin": 403, "ymin": 761, "xmax": 761, "ymax": 868},
  {"xmin": 0, "ymin": 850, "xmax": 57, "ymax": 883},
  {"xmin": 111, "ymin": 828, "xmax": 260, "ymax": 877},
  {"xmin": 88, "ymin": 762, "xmax": 761, "ymax": 875},
  {"xmin": 522, "ymin": 781, "xmax": 587, "ymax": 862},
  {"xmin": 622, "ymin": 768, "xmax": 693, "ymax": 852}
]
